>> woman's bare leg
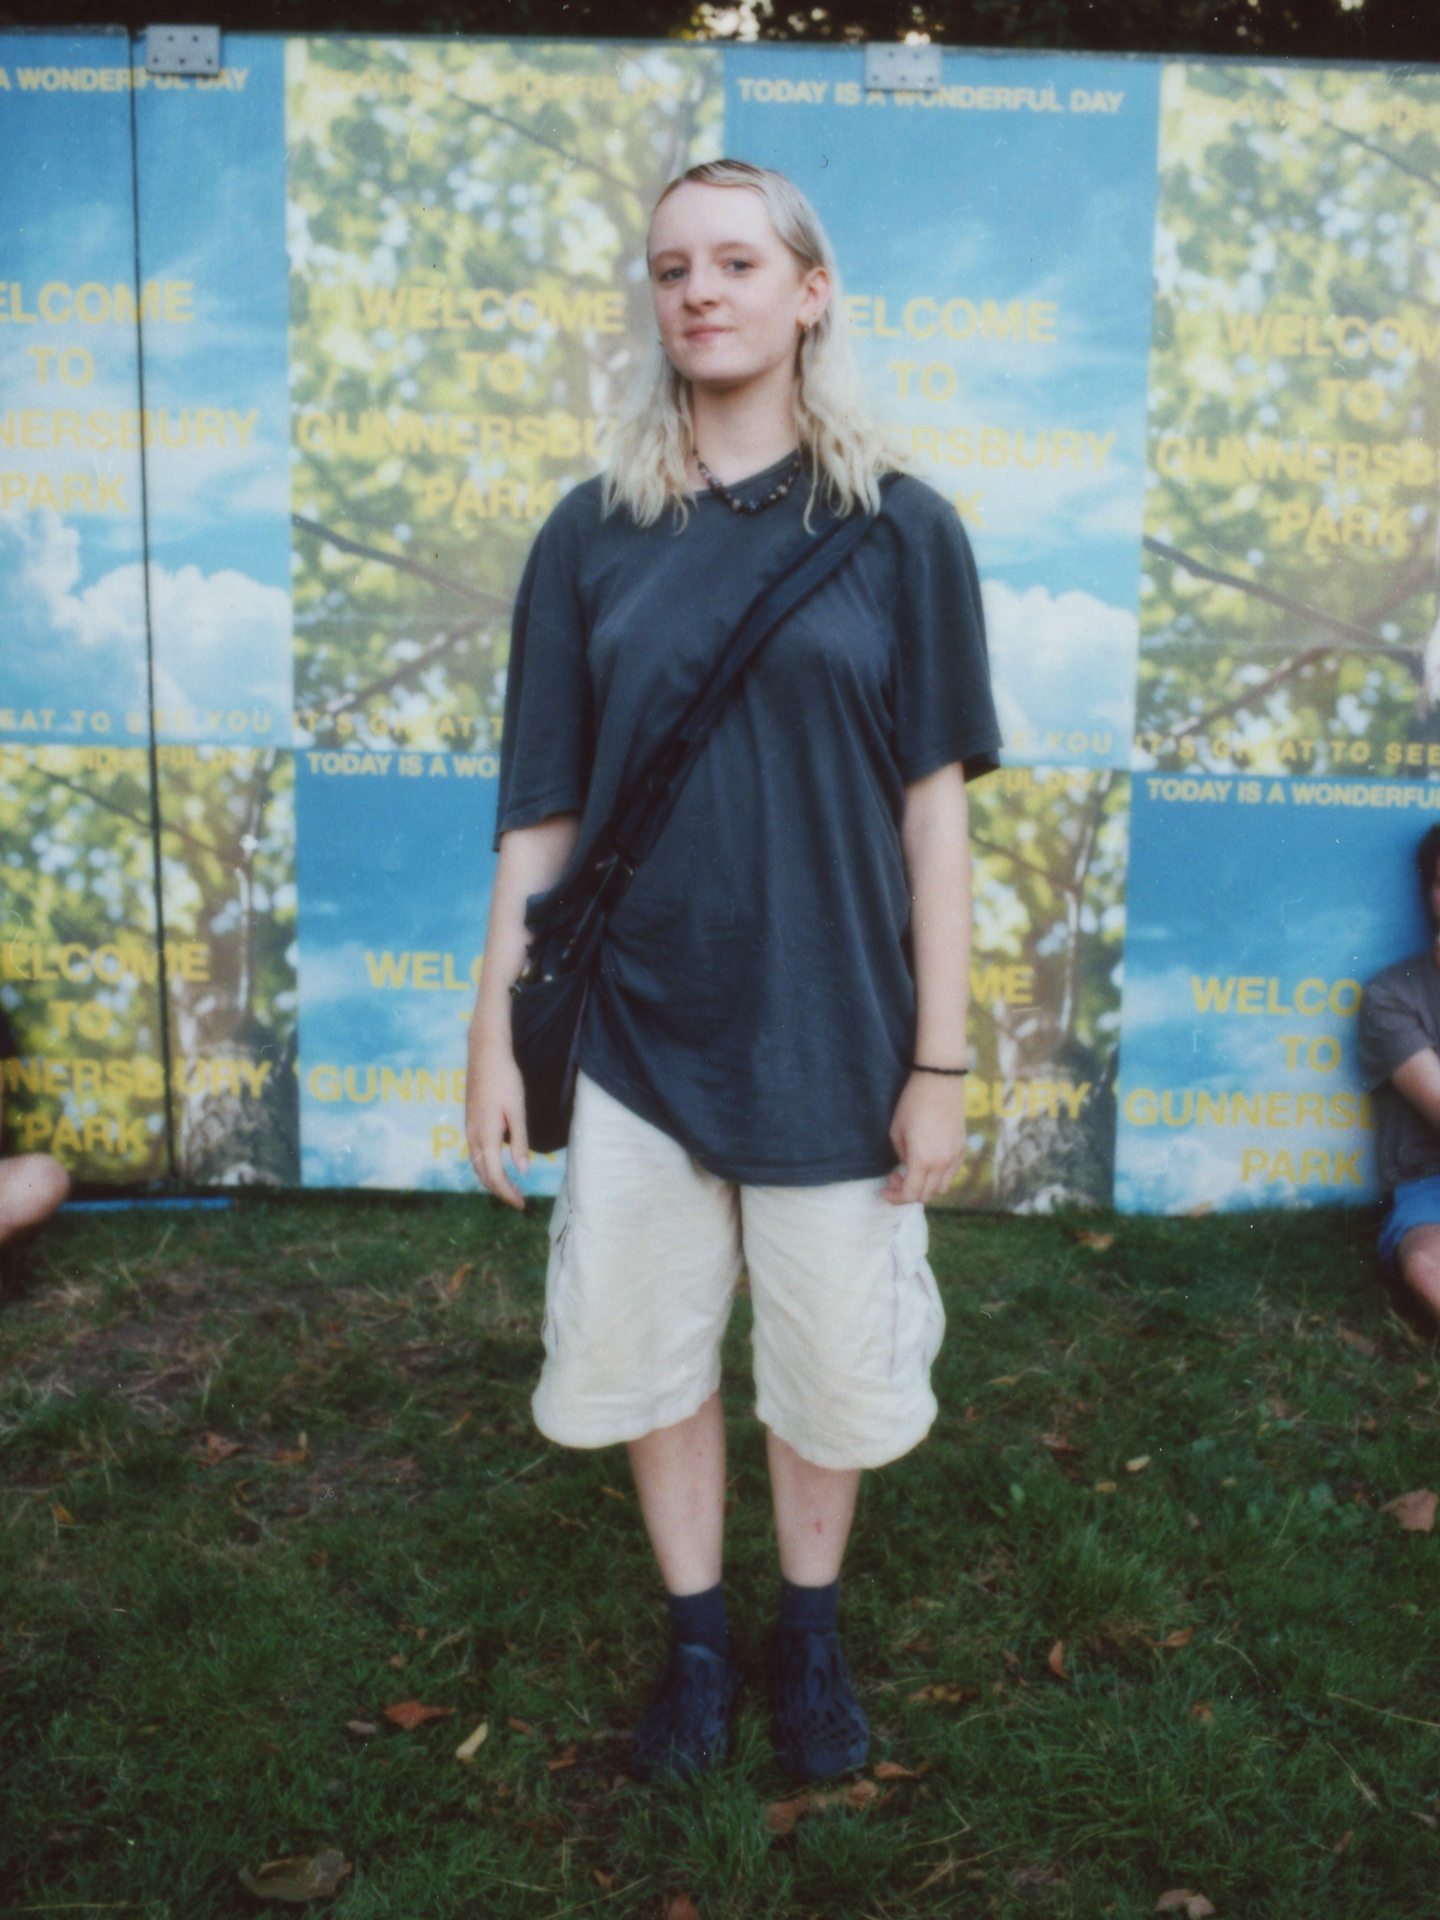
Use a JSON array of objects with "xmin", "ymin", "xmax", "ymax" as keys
[
  {"xmin": 627, "ymin": 1390, "xmax": 727, "ymax": 1595},
  {"xmin": 767, "ymin": 1430, "xmax": 860, "ymax": 1585}
]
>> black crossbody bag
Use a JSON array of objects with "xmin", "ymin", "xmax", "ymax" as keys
[{"xmin": 508, "ymin": 494, "xmax": 887, "ymax": 1154}]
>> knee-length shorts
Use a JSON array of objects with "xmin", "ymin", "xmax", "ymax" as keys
[{"xmin": 530, "ymin": 1074, "xmax": 947, "ymax": 1471}]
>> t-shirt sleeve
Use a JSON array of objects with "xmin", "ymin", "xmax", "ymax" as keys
[
  {"xmin": 494, "ymin": 496, "xmax": 593, "ymax": 847},
  {"xmin": 888, "ymin": 485, "xmax": 1002, "ymax": 784},
  {"xmin": 1358, "ymin": 967, "xmax": 1439, "ymax": 1090}
]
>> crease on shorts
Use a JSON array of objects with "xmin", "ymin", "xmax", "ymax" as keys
[
  {"xmin": 540, "ymin": 1178, "xmax": 574, "ymax": 1363},
  {"xmin": 889, "ymin": 1202, "xmax": 944, "ymax": 1384}
]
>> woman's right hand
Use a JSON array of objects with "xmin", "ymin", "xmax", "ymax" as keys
[
  {"xmin": 465, "ymin": 811, "xmax": 582, "ymax": 1212},
  {"xmin": 465, "ymin": 1017, "xmax": 530, "ymax": 1210}
]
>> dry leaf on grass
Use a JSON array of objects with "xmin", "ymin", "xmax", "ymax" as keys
[
  {"xmin": 1095, "ymin": 1481, "xmax": 1118, "ymax": 1494},
  {"xmin": 507, "ymin": 1716, "xmax": 532, "ymax": 1736},
  {"xmin": 665, "ymin": 1896, "xmax": 700, "ymax": 1920},
  {"xmin": 1126, "ymin": 1455, "xmax": 1151, "ymax": 1474},
  {"xmin": 345, "ymin": 1720, "xmax": 377, "ymax": 1738},
  {"xmin": 1337, "ymin": 1326, "xmax": 1377, "ymax": 1359},
  {"xmin": 237, "ymin": 1850, "xmax": 352, "ymax": 1904},
  {"xmin": 383, "ymin": 1700, "xmax": 454, "ymax": 1731},
  {"xmin": 454, "ymin": 1720, "xmax": 489, "ymax": 1762},
  {"xmin": 907, "ymin": 1682, "xmax": 977, "ymax": 1705},
  {"xmin": 1332, "ymin": 1830, "xmax": 1352, "ymax": 1856},
  {"xmin": 873, "ymin": 1759, "xmax": 929, "ymax": 1780},
  {"xmin": 1075, "ymin": 1230, "xmax": 1115, "ymax": 1250},
  {"xmin": 203, "ymin": 1431, "xmax": 243, "ymax": 1463},
  {"xmin": 593, "ymin": 1869, "xmax": 613, "ymax": 1889},
  {"xmin": 1190, "ymin": 1702, "xmax": 1214, "ymax": 1725},
  {"xmin": 1048, "ymin": 1640, "xmax": 1068, "ymax": 1681},
  {"xmin": 989, "ymin": 1372, "xmax": 1026, "ymax": 1387},
  {"xmin": 1039, "ymin": 1432, "xmax": 1083, "ymax": 1456},
  {"xmin": 1156, "ymin": 1892, "xmax": 1216, "ymax": 1918},
  {"xmin": 546, "ymin": 1744, "xmax": 579, "ymax": 1771},
  {"xmin": 52, "ymin": 1504, "xmax": 74, "ymax": 1525},
  {"xmin": 1009, "ymin": 1862, "xmax": 1068, "ymax": 1906},
  {"xmin": 763, "ymin": 1779, "xmax": 878, "ymax": 1832},
  {"xmin": 1158, "ymin": 1627, "xmax": 1194, "ymax": 1650},
  {"xmin": 1380, "ymin": 1488, "xmax": 1437, "ymax": 1532},
  {"xmin": 445, "ymin": 1263, "xmax": 470, "ymax": 1298}
]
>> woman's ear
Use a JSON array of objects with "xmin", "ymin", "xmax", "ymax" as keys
[{"xmin": 799, "ymin": 264, "xmax": 831, "ymax": 332}]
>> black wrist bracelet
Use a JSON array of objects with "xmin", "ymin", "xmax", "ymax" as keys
[{"xmin": 912, "ymin": 1063, "xmax": 969, "ymax": 1076}]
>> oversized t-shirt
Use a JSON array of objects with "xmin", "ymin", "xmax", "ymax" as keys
[
  {"xmin": 1358, "ymin": 950, "xmax": 1440, "ymax": 1190},
  {"xmin": 495, "ymin": 460, "xmax": 1001, "ymax": 1184}
]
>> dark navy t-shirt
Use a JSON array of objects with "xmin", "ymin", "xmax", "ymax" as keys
[{"xmin": 495, "ymin": 461, "xmax": 1001, "ymax": 1185}]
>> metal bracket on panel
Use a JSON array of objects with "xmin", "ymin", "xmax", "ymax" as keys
[
  {"xmin": 145, "ymin": 25, "xmax": 222, "ymax": 75},
  {"xmin": 863, "ymin": 43, "xmax": 943, "ymax": 93}
]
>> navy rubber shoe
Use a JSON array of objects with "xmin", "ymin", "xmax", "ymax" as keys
[
  {"xmin": 768, "ymin": 1627, "xmax": 870, "ymax": 1781},
  {"xmin": 629, "ymin": 1639, "xmax": 742, "ymax": 1783}
]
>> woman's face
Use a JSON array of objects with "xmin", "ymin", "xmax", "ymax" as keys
[{"xmin": 647, "ymin": 181, "xmax": 829, "ymax": 401}]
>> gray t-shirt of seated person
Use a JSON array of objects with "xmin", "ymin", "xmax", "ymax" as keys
[
  {"xmin": 495, "ymin": 463, "xmax": 1001, "ymax": 1187},
  {"xmin": 1358, "ymin": 950, "xmax": 1440, "ymax": 1191}
]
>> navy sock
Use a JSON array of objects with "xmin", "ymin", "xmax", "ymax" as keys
[
  {"xmin": 666, "ymin": 1581, "xmax": 731, "ymax": 1657},
  {"xmin": 779, "ymin": 1576, "xmax": 839, "ymax": 1636}
]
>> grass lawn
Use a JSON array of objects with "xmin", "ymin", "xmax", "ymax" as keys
[{"xmin": 2, "ymin": 1193, "xmax": 1438, "ymax": 1919}]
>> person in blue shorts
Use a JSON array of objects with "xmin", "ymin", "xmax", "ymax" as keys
[{"xmin": 1358, "ymin": 822, "xmax": 1440, "ymax": 1329}]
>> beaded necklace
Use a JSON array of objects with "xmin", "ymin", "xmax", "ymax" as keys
[{"xmin": 694, "ymin": 449, "xmax": 803, "ymax": 515}]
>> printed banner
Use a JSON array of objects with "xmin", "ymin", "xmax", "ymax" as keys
[
  {"xmin": 1137, "ymin": 63, "xmax": 1440, "ymax": 782},
  {"xmin": 728, "ymin": 47, "xmax": 1162, "ymax": 774},
  {"xmin": 7, "ymin": 31, "xmax": 1440, "ymax": 1213},
  {"xmin": 1114, "ymin": 771, "xmax": 1433, "ymax": 1213}
]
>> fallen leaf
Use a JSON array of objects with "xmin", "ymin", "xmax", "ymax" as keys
[
  {"xmin": 1048, "ymin": 1640, "xmax": 1068, "ymax": 1680},
  {"xmin": 1039, "ymin": 1432, "xmax": 1083, "ymax": 1456},
  {"xmin": 445, "ymin": 1263, "xmax": 470, "ymax": 1298},
  {"xmin": 443, "ymin": 1411, "xmax": 472, "ymax": 1436},
  {"xmin": 1126, "ymin": 1455, "xmax": 1151, "ymax": 1474},
  {"xmin": 1010, "ymin": 1862, "xmax": 1068, "ymax": 1905},
  {"xmin": 237, "ymin": 1851, "xmax": 352, "ymax": 1904},
  {"xmin": 593, "ymin": 1869, "xmax": 613, "ymax": 1889},
  {"xmin": 454, "ymin": 1720, "xmax": 489, "ymax": 1762},
  {"xmin": 345, "ymin": 1720, "xmax": 377, "ymax": 1738},
  {"xmin": 1095, "ymin": 1481, "xmax": 1118, "ymax": 1494},
  {"xmin": 383, "ymin": 1700, "xmax": 454, "ymax": 1731},
  {"xmin": 274, "ymin": 1434, "xmax": 309, "ymax": 1467},
  {"xmin": 52, "ymin": 1504, "xmax": 73, "ymax": 1525},
  {"xmin": 810, "ymin": 1778, "xmax": 879, "ymax": 1811},
  {"xmin": 1337, "ymin": 1326, "xmax": 1377, "ymax": 1359},
  {"xmin": 1190, "ymin": 1702, "xmax": 1213, "ymax": 1725},
  {"xmin": 387, "ymin": 1653, "xmax": 405, "ymax": 1670},
  {"xmin": 204, "ymin": 1431, "xmax": 243, "ymax": 1463},
  {"xmin": 507, "ymin": 1716, "xmax": 533, "ymax": 1736},
  {"xmin": 1380, "ymin": 1489, "xmax": 1437, "ymax": 1532},
  {"xmin": 1075, "ymin": 1230, "xmax": 1114, "ymax": 1250},
  {"xmin": 599, "ymin": 1485, "xmax": 626, "ymax": 1501},
  {"xmin": 1156, "ymin": 1893, "xmax": 1216, "ymax": 1918},
  {"xmin": 989, "ymin": 1373, "xmax": 1026, "ymax": 1387},
  {"xmin": 665, "ymin": 1896, "xmax": 700, "ymax": 1920},
  {"xmin": 1158, "ymin": 1627, "xmax": 1194, "ymax": 1650},
  {"xmin": 1185, "ymin": 1511, "xmax": 1202, "ymax": 1532},
  {"xmin": 907, "ymin": 1682, "xmax": 978, "ymax": 1705},
  {"xmin": 546, "ymin": 1743, "xmax": 579, "ymax": 1771},
  {"xmin": 1332, "ymin": 1830, "xmax": 1352, "ymax": 1856},
  {"xmin": 1002, "ymin": 1649, "xmax": 1023, "ymax": 1674},
  {"xmin": 764, "ymin": 1796, "xmax": 808, "ymax": 1834},
  {"xmin": 873, "ymin": 1759, "xmax": 927, "ymax": 1779}
]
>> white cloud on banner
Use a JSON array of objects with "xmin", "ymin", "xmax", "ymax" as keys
[
  {"xmin": 0, "ymin": 509, "xmax": 290, "ymax": 723},
  {"xmin": 982, "ymin": 577, "xmax": 1137, "ymax": 752}
]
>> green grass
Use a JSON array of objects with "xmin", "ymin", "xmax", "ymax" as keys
[{"xmin": 2, "ymin": 1195, "xmax": 1438, "ymax": 1918}]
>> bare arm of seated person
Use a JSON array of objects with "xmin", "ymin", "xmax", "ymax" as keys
[
  {"xmin": 465, "ymin": 812, "xmax": 582, "ymax": 1210},
  {"xmin": 1390, "ymin": 1047, "xmax": 1440, "ymax": 1136},
  {"xmin": 0, "ymin": 1081, "xmax": 71, "ymax": 1245}
]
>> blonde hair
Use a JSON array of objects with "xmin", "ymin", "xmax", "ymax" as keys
[{"xmin": 602, "ymin": 159, "xmax": 891, "ymax": 527}]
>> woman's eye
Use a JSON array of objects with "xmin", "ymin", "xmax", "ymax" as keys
[
  {"xmin": 724, "ymin": 257, "xmax": 753, "ymax": 273},
  {"xmin": 657, "ymin": 265, "xmax": 685, "ymax": 283}
]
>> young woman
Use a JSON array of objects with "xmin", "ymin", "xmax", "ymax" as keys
[{"xmin": 466, "ymin": 159, "xmax": 999, "ymax": 1784}]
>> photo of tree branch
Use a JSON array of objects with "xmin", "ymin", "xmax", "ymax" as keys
[
  {"xmin": 287, "ymin": 37, "xmax": 721, "ymax": 754},
  {"xmin": 950, "ymin": 767, "xmax": 1126, "ymax": 1211},
  {"xmin": 156, "ymin": 748, "xmax": 298, "ymax": 1184},
  {"xmin": 1137, "ymin": 64, "xmax": 1440, "ymax": 779}
]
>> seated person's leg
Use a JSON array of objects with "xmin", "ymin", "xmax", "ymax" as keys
[
  {"xmin": 0, "ymin": 1153, "xmax": 70, "ymax": 1246},
  {"xmin": 1396, "ymin": 1222, "xmax": 1440, "ymax": 1327}
]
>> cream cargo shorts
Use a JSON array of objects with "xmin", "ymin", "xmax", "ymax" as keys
[{"xmin": 530, "ymin": 1073, "xmax": 946, "ymax": 1471}]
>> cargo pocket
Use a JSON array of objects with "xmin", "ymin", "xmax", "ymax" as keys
[
  {"xmin": 540, "ymin": 1179, "xmax": 574, "ymax": 1363},
  {"xmin": 889, "ymin": 1203, "xmax": 945, "ymax": 1385}
]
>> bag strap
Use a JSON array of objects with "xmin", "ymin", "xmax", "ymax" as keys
[{"xmin": 534, "ymin": 483, "xmax": 890, "ymax": 947}]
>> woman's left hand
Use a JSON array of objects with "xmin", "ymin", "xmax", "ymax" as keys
[{"xmin": 884, "ymin": 1071, "xmax": 967, "ymax": 1205}]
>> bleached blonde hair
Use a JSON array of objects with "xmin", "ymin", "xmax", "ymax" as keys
[{"xmin": 602, "ymin": 159, "xmax": 891, "ymax": 526}]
